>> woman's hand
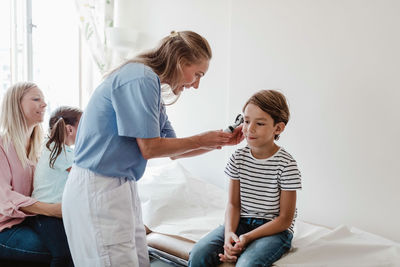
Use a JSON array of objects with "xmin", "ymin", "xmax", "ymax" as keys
[
  {"xmin": 218, "ymin": 231, "xmax": 242, "ymax": 263},
  {"xmin": 20, "ymin": 202, "xmax": 62, "ymax": 218},
  {"xmin": 196, "ymin": 130, "xmax": 232, "ymax": 150},
  {"xmin": 226, "ymin": 125, "xmax": 244, "ymax": 146}
]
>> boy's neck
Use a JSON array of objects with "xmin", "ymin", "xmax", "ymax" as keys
[{"xmin": 250, "ymin": 143, "xmax": 280, "ymax": 159}]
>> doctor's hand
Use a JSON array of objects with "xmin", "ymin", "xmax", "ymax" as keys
[
  {"xmin": 225, "ymin": 125, "xmax": 244, "ymax": 146},
  {"xmin": 196, "ymin": 130, "xmax": 232, "ymax": 150}
]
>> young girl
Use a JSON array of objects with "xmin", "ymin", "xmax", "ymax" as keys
[
  {"xmin": 31, "ymin": 106, "xmax": 82, "ymax": 267},
  {"xmin": 189, "ymin": 90, "xmax": 302, "ymax": 267}
]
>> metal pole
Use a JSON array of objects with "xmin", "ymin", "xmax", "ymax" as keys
[
  {"xmin": 26, "ymin": 0, "xmax": 33, "ymax": 81},
  {"xmin": 10, "ymin": 0, "xmax": 17, "ymax": 83},
  {"xmin": 79, "ymin": 28, "xmax": 83, "ymax": 108}
]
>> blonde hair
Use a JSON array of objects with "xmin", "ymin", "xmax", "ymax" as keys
[
  {"xmin": 243, "ymin": 90, "xmax": 290, "ymax": 140},
  {"xmin": 106, "ymin": 31, "xmax": 212, "ymax": 103},
  {"xmin": 0, "ymin": 82, "xmax": 43, "ymax": 167}
]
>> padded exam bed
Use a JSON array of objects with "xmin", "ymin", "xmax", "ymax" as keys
[{"xmin": 140, "ymin": 162, "xmax": 400, "ymax": 266}]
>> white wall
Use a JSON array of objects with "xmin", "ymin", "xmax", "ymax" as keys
[
  {"xmin": 136, "ymin": 0, "xmax": 400, "ymax": 242},
  {"xmin": 228, "ymin": 0, "xmax": 400, "ymax": 242},
  {"xmin": 134, "ymin": 0, "xmax": 234, "ymax": 183}
]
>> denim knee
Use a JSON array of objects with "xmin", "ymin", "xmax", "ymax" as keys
[
  {"xmin": 189, "ymin": 247, "xmax": 221, "ymax": 267},
  {"xmin": 50, "ymin": 255, "xmax": 74, "ymax": 267},
  {"xmin": 188, "ymin": 225, "xmax": 225, "ymax": 267},
  {"xmin": 0, "ymin": 222, "xmax": 50, "ymax": 262},
  {"xmin": 236, "ymin": 230, "xmax": 293, "ymax": 267}
]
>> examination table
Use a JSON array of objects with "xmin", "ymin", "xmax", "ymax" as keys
[{"xmin": 140, "ymin": 162, "xmax": 400, "ymax": 267}]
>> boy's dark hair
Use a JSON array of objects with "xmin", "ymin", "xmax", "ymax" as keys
[
  {"xmin": 242, "ymin": 89, "xmax": 290, "ymax": 140},
  {"xmin": 46, "ymin": 106, "xmax": 82, "ymax": 168}
]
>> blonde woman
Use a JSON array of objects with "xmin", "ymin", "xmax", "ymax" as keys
[
  {"xmin": 0, "ymin": 82, "xmax": 64, "ymax": 265},
  {"xmin": 62, "ymin": 31, "xmax": 243, "ymax": 267}
]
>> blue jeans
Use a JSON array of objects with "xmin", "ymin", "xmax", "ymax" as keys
[
  {"xmin": 0, "ymin": 217, "xmax": 51, "ymax": 263},
  {"xmin": 31, "ymin": 215, "xmax": 74, "ymax": 267},
  {"xmin": 189, "ymin": 218, "xmax": 293, "ymax": 267}
]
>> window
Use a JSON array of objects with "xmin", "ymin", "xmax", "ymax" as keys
[
  {"xmin": 0, "ymin": 1, "xmax": 11, "ymax": 99},
  {"xmin": 0, "ymin": 0, "xmax": 81, "ymax": 125},
  {"xmin": 31, "ymin": 0, "xmax": 80, "ymax": 110}
]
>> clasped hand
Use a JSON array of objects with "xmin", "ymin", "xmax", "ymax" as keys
[{"xmin": 218, "ymin": 232, "xmax": 249, "ymax": 263}]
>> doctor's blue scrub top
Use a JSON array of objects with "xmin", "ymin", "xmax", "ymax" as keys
[{"xmin": 74, "ymin": 63, "xmax": 176, "ymax": 181}]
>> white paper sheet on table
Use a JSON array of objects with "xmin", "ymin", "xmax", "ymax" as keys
[
  {"xmin": 277, "ymin": 222, "xmax": 400, "ymax": 266},
  {"xmin": 138, "ymin": 162, "xmax": 400, "ymax": 266},
  {"xmin": 138, "ymin": 161, "xmax": 226, "ymax": 241}
]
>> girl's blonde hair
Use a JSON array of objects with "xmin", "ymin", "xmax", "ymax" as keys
[
  {"xmin": 46, "ymin": 106, "xmax": 82, "ymax": 168},
  {"xmin": 243, "ymin": 90, "xmax": 290, "ymax": 140},
  {"xmin": 106, "ymin": 31, "xmax": 212, "ymax": 103},
  {"xmin": 0, "ymin": 82, "xmax": 43, "ymax": 167}
]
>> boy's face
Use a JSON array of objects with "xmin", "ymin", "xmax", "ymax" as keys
[{"xmin": 242, "ymin": 103, "xmax": 284, "ymax": 151}]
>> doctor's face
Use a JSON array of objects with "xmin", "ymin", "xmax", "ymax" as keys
[{"xmin": 173, "ymin": 59, "xmax": 209, "ymax": 95}]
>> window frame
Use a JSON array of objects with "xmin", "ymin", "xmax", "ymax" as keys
[{"xmin": 7, "ymin": 0, "xmax": 83, "ymax": 108}]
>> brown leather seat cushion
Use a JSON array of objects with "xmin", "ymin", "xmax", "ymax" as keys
[
  {"xmin": 146, "ymin": 226, "xmax": 234, "ymax": 266},
  {"xmin": 147, "ymin": 231, "xmax": 195, "ymax": 261}
]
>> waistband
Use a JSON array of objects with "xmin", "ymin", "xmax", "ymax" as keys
[{"xmin": 240, "ymin": 217, "xmax": 270, "ymax": 227}]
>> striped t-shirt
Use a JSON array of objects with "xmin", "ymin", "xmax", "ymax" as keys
[{"xmin": 224, "ymin": 146, "xmax": 302, "ymax": 233}]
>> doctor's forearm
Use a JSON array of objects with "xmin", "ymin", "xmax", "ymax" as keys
[
  {"xmin": 137, "ymin": 136, "xmax": 201, "ymax": 159},
  {"xmin": 170, "ymin": 148, "xmax": 216, "ymax": 159},
  {"xmin": 137, "ymin": 131, "xmax": 231, "ymax": 159}
]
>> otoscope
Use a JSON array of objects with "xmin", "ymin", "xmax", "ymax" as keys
[{"xmin": 224, "ymin": 114, "xmax": 244, "ymax": 133}]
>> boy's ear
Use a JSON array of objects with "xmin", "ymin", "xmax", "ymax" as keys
[{"xmin": 275, "ymin": 122, "xmax": 286, "ymax": 135}]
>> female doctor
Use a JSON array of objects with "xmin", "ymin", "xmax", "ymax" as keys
[{"xmin": 62, "ymin": 30, "xmax": 243, "ymax": 267}]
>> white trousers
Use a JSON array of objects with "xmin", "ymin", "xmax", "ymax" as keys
[{"xmin": 62, "ymin": 165, "xmax": 150, "ymax": 267}]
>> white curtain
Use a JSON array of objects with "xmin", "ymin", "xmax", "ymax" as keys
[
  {"xmin": 75, "ymin": 0, "xmax": 114, "ymax": 74},
  {"xmin": 75, "ymin": 0, "xmax": 140, "ymax": 74}
]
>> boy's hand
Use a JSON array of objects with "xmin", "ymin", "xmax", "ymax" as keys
[
  {"xmin": 233, "ymin": 234, "xmax": 250, "ymax": 251},
  {"xmin": 218, "ymin": 232, "xmax": 243, "ymax": 262},
  {"xmin": 219, "ymin": 233, "xmax": 252, "ymax": 262}
]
